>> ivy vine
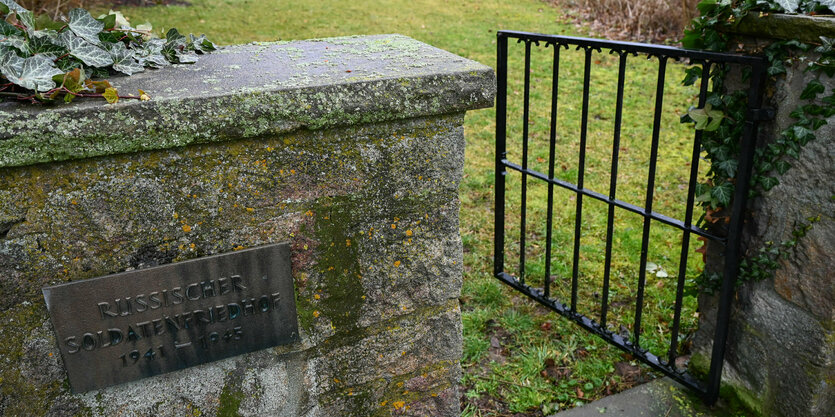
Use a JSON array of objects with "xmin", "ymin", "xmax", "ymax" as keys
[
  {"xmin": 0, "ymin": 0, "xmax": 214, "ymax": 103},
  {"xmin": 680, "ymin": 0, "xmax": 833, "ymax": 292}
]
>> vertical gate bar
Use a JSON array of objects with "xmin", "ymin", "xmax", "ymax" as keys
[
  {"xmin": 494, "ymin": 34, "xmax": 508, "ymax": 277},
  {"xmin": 601, "ymin": 51, "xmax": 628, "ymax": 328},
  {"xmin": 571, "ymin": 47, "xmax": 593, "ymax": 312},
  {"xmin": 669, "ymin": 61, "xmax": 712, "ymax": 366},
  {"xmin": 634, "ymin": 56, "xmax": 668, "ymax": 347},
  {"xmin": 520, "ymin": 40, "xmax": 533, "ymax": 285},
  {"xmin": 706, "ymin": 60, "xmax": 767, "ymax": 404},
  {"xmin": 544, "ymin": 43, "xmax": 561, "ymax": 299}
]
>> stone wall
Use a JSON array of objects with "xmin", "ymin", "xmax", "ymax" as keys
[
  {"xmin": 693, "ymin": 16, "xmax": 834, "ymax": 417},
  {"xmin": 0, "ymin": 34, "xmax": 494, "ymax": 416}
]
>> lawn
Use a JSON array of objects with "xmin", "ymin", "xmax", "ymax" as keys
[{"xmin": 104, "ymin": 0, "xmax": 707, "ymax": 414}]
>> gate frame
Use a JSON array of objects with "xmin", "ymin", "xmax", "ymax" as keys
[{"xmin": 493, "ymin": 30, "xmax": 772, "ymax": 404}]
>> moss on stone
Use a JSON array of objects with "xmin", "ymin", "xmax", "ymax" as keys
[
  {"xmin": 719, "ymin": 383, "xmax": 764, "ymax": 417},
  {"xmin": 729, "ymin": 13, "xmax": 835, "ymax": 44},
  {"xmin": 0, "ymin": 302, "xmax": 70, "ymax": 416},
  {"xmin": 217, "ymin": 380, "xmax": 245, "ymax": 417}
]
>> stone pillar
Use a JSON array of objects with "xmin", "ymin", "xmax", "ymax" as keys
[
  {"xmin": 693, "ymin": 16, "xmax": 834, "ymax": 417},
  {"xmin": 0, "ymin": 34, "xmax": 494, "ymax": 416}
]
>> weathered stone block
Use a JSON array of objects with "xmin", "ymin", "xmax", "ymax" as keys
[{"xmin": 0, "ymin": 34, "xmax": 494, "ymax": 416}]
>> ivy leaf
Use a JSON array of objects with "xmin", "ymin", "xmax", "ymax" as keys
[
  {"xmin": 696, "ymin": 0, "xmax": 719, "ymax": 14},
  {"xmin": 682, "ymin": 66, "xmax": 702, "ymax": 86},
  {"xmin": 68, "ymin": 8, "xmax": 105, "ymax": 46},
  {"xmin": 715, "ymin": 158, "xmax": 738, "ymax": 177},
  {"xmin": 759, "ymin": 176, "xmax": 779, "ymax": 191},
  {"xmin": 107, "ymin": 42, "xmax": 144, "ymax": 75},
  {"xmin": 0, "ymin": 18, "xmax": 23, "ymax": 38},
  {"xmin": 0, "ymin": 0, "xmax": 26, "ymax": 15},
  {"xmin": 710, "ymin": 182, "xmax": 734, "ymax": 208},
  {"xmin": 103, "ymin": 86, "xmax": 119, "ymax": 104},
  {"xmin": 112, "ymin": 52, "xmax": 144, "ymax": 75},
  {"xmin": 0, "ymin": 21, "xmax": 26, "ymax": 52},
  {"xmin": 85, "ymin": 78, "xmax": 112, "ymax": 93},
  {"xmin": 770, "ymin": 0, "xmax": 799, "ymax": 13},
  {"xmin": 58, "ymin": 31, "xmax": 111, "ymax": 67},
  {"xmin": 53, "ymin": 67, "xmax": 85, "ymax": 94},
  {"xmin": 774, "ymin": 160, "xmax": 791, "ymax": 175},
  {"xmin": 785, "ymin": 141, "xmax": 800, "ymax": 159},
  {"xmin": 0, "ymin": 51, "xmax": 63, "ymax": 91},
  {"xmin": 800, "ymin": 80, "xmax": 825, "ymax": 100},
  {"xmin": 681, "ymin": 29, "xmax": 704, "ymax": 50},
  {"xmin": 162, "ymin": 28, "xmax": 189, "ymax": 62},
  {"xmin": 791, "ymin": 125, "xmax": 815, "ymax": 144},
  {"xmin": 768, "ymin": 59, "xmax": 786, "ymax": 76},
  {"xmin": 706, "ymin": 93, "xmax": 723, "ymax": 106},
  {"xmin": 1, "ymin": 0, "xmax": 33, "ymax": 33},
  {"xmin": 817, "ymin": 0, "xmax": 835, "ymax": 12},
  {"xmin": 96, "ymin": 30, "xmax": 123, "ymax": 44},
  {"xmin": 25, "ymin": 34, "xmax": 66, "ymax": 58},
  {"xmin": 164, "ymin": 27, "xmax": 186, "ymax": 45},
  {"xmin": 814, "ymin": 36, "xmax": 835, "ymax": 54},
  {"xmin": 688, "ymin": 103, "xmax": 725, "ymax": 131},
  {"xmin": 97, "ymin": 13, "xmax": 117, "ymax": 31},
  {"xmin": 12, "ymin": 10, "xmax": 35, "ymax": 34},
  {"xmin": 0, "ymin": 45, "xmax": 23, "ymax": 74},
  {"xmin": 176, "ymin": 52, "xmax": 198, "ymax": 64},
  {"xmin": 133, "ymin": 38, "xmax": 168, "ymax": 68},
  {"xmin": 189, "ymin": 34, "xmax": 216, "ymax": 53},
  {"xmin": 55, "ymin": 55, "xmax": 83, "ymax": 72}
]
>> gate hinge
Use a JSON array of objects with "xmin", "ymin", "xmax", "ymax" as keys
[{"xmin": 748, "ymin": 108, "xmax": 775, "ymax": 121}]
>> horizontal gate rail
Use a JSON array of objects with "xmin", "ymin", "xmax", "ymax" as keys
[{"xmin": 493, "ymin": 30, "xmax": 770, "ymax": 404}]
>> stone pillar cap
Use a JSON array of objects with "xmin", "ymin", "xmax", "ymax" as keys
[{"xmin": 0, "ymin": 34, "xmax": 495, "ymax": 168}]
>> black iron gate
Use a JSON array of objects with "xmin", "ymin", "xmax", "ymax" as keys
[{"xmin": 493, "ymin": 30, "xmax": 770, "ymax": 404}]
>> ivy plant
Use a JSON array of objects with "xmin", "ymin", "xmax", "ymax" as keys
[
  {"xmin": 0, "ymin": 0, "xmax": 214, "ymax": 103},
  {"xmin": 680, "ymin": 0, "xmax": 834, "ymax": 292}
]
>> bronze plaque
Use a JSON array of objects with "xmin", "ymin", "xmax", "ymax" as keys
[{"xmin": 43, "ymin": 243, "xmax": 299, "ymax": 393}]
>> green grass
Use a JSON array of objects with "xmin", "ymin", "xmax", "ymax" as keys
[{"xmin": 107, "ymin": 0, "xmax": 709, "ymax": 414}]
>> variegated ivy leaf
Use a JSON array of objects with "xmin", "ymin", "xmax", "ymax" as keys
[
  {"xmin": 25, "ymin": 34, "xmax": 66, "ymax": 58},
  {"xmin": 1, "ymin": 0, "xmax": 33, "ymax": 32},
  {"xmin": 0, "ymin": 33, "xmax": 25, "ymax": 51},
  {"xmin": 0, "ymin": 51, "xmax": 63, "ymax": 91},
  {"xmin": 165, "ymin": 28, "xmax": 187, "ymax": 46},
  {"xmin": 2, "ymin": 2, "xmax": 213, "ymax": 102},
  {"xmin": 176, "ymin": 53, "xmax": 198, "ymax": 64},
  {"xmin": 0, "ymin": 18, "xmax": 22, "ymax": 37},
  {"xmin": 0, "ymin": 20, "xmax": 25, "ymax": 51},
  {"xmin": 0, "ymin": 45, "xmax": 22, "ymax": 74},
  {"xmin": 107, "ymin": 42, "xmax": 144, "ymax": 75},
  {"xmin": 189, "ymin": 34, "xmax": 216, "ymax": 53},
  {"xmin": 0, "ymin": 0, "xmax": 26, "ymax": 14},
  {"xmin": 133, "ymin": 38, "xmax": 169, "ymax": 68},
  {"xmin": 819, "ymin": 0, "xmax": 835, "ymax": 10},
  {"xmin": 768, "ymin": 0, "xmax": 799, "ymax": 13},
  {"xmin": 59, "ymin": 31, "xmax": 111, "ymax": 67},
  {"xmin": 68, "ymin": 8, "xmax": 105, "ymax": 46}
]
